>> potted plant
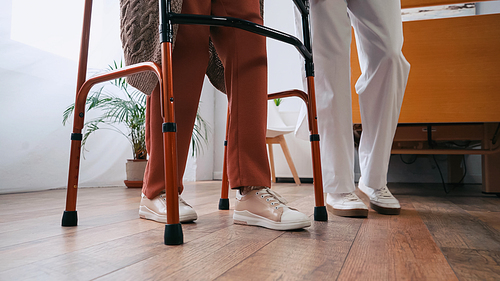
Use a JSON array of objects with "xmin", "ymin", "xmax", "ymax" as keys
[{"xmin": 63, "ymin": 61, "xmax": 209, "ymax": 187}]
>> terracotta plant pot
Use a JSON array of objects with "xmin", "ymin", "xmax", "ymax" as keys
[{"xmin": 124, "ymin": 159, "xmax": 147, "ymax": 188}]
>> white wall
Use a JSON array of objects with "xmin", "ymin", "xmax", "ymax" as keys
[
  {"xmin": 184, "ymin": 77, "xmax": 216, "ymax": 182},
  {"xmin": 2, "ymin": 0, "xmax": 498, "ymax": 194},
  {"xmin": 477, "ymin": 0, "xmax": 500, "ymax": 15},
  {"xmin": 0, "ymin": 0, "xmax": 132, "ymax": 194},
  {"xmin": 0, "ymin": 0, "xmax": 222, "ymax": 194}
]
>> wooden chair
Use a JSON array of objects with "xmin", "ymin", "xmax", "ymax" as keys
[
  {"xmin": 267, "ymin": 134, "xmax": 301, "ymax": 185},
  {"xmin": 266, "ymin": 100, "xmax": 301, "ymax": 185},
  {"xmin": 63, "ymin": 0, "xmax": 327, "ymax": 246}
]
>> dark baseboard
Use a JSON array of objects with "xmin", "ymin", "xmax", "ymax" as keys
[{"xmin": 275, "ymin": 177, "xmax": 313, "ymax": 184}]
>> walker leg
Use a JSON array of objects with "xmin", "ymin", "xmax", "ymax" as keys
[
  {"xmin": 62, "ymin": 211, "xmax": 78, "ymax": 226},
  {"xmin": 160, "ymin": 41, "xmax": 183, "ymax": 245},
  {"xmin": 62, "ymin": 0, "xmax": 93, "ymax": 227},
  {"xmin": 62, "ymin": 89, "xmax": 90, "ymax": 227},
  {"xmin": 306, "ymin": 76, "xmax": 328, "ymax": 221},
  {"xmin": 219, "ymin": 108, "xmax": 230, "ymax": 210},
  {"xmin": 311, "ymin": 138, "xmax": 327, "ymax": 221},
  {"xmin": 62, "ymin": 134, "xmax": 82, "ymax": 226},
  {"xmin": 164, "ymin": 223, "xmax": 183, "ymax": 245}
]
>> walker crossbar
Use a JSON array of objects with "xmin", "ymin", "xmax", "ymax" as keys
[{"xmin": 167, "ymin": 13, "xmax": 313, "ymax": 61}]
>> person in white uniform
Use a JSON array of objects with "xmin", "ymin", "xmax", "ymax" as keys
[{"xmin": 295, "ymin": 0, "xmax": 410, "ymax": 217}]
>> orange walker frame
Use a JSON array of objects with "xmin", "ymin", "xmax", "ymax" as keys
[{"xmin": 62, "ymin": 0, "xmax": 327, "ymax": 245}]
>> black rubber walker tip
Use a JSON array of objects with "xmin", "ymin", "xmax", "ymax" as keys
[
  {"xmin": 62, "ymin": 210, "xmax": 78, "ymax": 226},
  {"xmin": 218, "ymin": 198, "xmax": 230, "ymax": 210},
  {"xmin": 314, "ymin": 206, "xmax": 328, "ymax": 221},
  {"xmin": 164, "ymin": 223, "xmax": 184, "ymax": 245}
]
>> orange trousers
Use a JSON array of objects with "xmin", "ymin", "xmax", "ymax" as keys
[{"xmin": 143, "ymin": 0, "xmax": 271, "ymax": 199}]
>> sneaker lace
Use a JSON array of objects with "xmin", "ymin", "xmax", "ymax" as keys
[
  {"xmin": 159, "ymin": 193, "xmax": 190, "ymax": 206},
  {"xmin": 374, "ymin": 186, "xmax": 393, "ymax": 199},
  {"xmin": 179, "ymin": 197, "xmax": 191, "ymax": 207},
  {"xmin": 257, "ymin": 187, "xmax": 288, "ymax": 209},
  {"xmin": 344, "ymin": 192, "xmax": 360, "ymax": 201}
]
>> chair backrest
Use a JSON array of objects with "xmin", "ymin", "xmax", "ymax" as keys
[{"xmin": 267, "ymin": 100, "xmax": 295, "ymax": 138}]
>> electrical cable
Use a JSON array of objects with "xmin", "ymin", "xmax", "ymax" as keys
[
  {"xmin": 492, "ymin": 123, "xmax": 500, "ymax": 145},
  {"xmin": 408, "ymin": 125, "xmax": 471, "ymax": 194},
  {"xmin": 432, "ymin": 154, "xmax": 467, "ymax": 194},
  {"xmin": 457, "ymin": 155, "xmax": 467, "ymax": 184},
  {"xmin": 427, "ymin": 125, "xmax": 454, "ymax": 194},
  {"xmin": 432, "ymin": 155, "xmax": 449, "ymax": 194}
]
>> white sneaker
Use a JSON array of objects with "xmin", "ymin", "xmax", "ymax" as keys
[
  {"xmin": 326, "ymin": 192, "xmax": 368, "ymax": 217},
  {"xmin": 358, "ymin": 180, "xmax": 401, "ymax": 215},
  {"xmin": 233, "ymin": 187, "xmax": 311, "ymax": 231},
  {"xmin": 139, "ymin": 193, "xmax": 198, "ymax": 223}
]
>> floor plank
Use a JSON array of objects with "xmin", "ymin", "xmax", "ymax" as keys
[
  {"xmin": 447, "ymin": 197, "xmax": 500, "ymax": 212},
  {"xmin": 337, "ymin": 199, "xmax": 458, "ymax": 280},
  {"xmin": 0, "ymin": 189, "xmax": 143, "ymax": 248},
  {"xmin": 441, "ymin": 247, "xmax": 500, "ymax": 281},
  {"xmin": 0, "ymin": 218, "xmax": 160, "ymax": 272},
  {"xmin": 412, "ymin": 194, "xmax": 500, "ymax": 281},
  {"xmin": 96, "ymin": 226, "xmax": 284, "ymax": 281},
  {"xmin": 0, "ymin": 187, "xmax": 137, "ymax": 223},
  {"xmin": 2, "ymin": 182, "xmax": 500, "ymax": 280},
  {"xmin": 467, "ymin": 211, "xmax": 500, "ymax": 234},
  {"xmin": 216, "ymin": 215, "xmax": 362, "ymax": 280},
  {"xmin": 412, "ymin": 196, "xmax": 500, "ymax": 251}
]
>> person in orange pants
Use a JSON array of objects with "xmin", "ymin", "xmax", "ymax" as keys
[{"xmin": 120, "ymin": 0, "xmax": 310, "ymax": 230}]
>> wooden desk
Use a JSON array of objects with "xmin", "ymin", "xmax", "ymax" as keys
[{"xmin": 350, "ymin": 0, "xmax": 500, "ymax": 193}]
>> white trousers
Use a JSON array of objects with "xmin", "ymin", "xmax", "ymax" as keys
[{"xmin": 296, "ymin": 0, "xmax": 410, "ymax": 193}]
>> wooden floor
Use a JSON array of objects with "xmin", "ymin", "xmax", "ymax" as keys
[{"xmin": 1, "ymin": 182, "xmax": 500, "ymax": 280}]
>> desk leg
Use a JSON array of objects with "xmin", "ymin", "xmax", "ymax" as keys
[
  {"xmin": 448, "ymin": 155, "xmax": 464, "ymax": 183},
  {"xmin": 482, "ymin": 123, "xmax": 500, "ymax": 194}
]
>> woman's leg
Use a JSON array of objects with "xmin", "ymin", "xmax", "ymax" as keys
[
  {"xmin": 305, "ymin": 0, "xmax": 369, "ymax": 217},
  {"xmin": 309, "ymin": 0, "xmax": 355, "ymax": 195},
  {"xmin": 139, "ymin": 0, "xmax": 213, "ymax": 223},
  {"xmin": 348, "ymin": 0, "xmax": 410, "ymax": 215},
  {"xmin": 348, "ymin": 0, "xmax": 410, "ymax": 190},
  {"xmin": 142, "ymin": 0, "xmax": 211, "ymax": 199},
  {"xmin": 209, "ymin": 0, "xmax": 310, "ymax": 230},
  {"xmin": 210, "ymin": 0, "xmax": 271, "ymax": 189}
]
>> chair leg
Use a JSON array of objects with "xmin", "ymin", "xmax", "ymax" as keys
[
  {"xmin": 277, "ymin": 135, "xmax": 301, "ymax": 185},
  {"xmin": 219, "ymin": 108, "xmax": 230, "ymax": 210}
]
